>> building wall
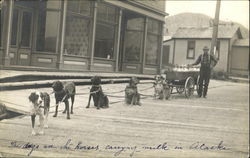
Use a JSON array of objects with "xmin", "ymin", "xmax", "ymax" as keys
[
  {"xmin": 231, "ymin": 46, "xmax": 249, "ymax": 76},
  {"xmin": 171, "ymin": 39, "xmax": 229, "ymax": 72},
  {"xmin": 135, "ymin": 0, "xmax": 165, "ymax": 12},
  {"xmin": 1, "ymin": 0, "xmax": 166, "ymax": 74}
]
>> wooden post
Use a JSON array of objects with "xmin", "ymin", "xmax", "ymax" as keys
[
  {"xmin": 58, "ymin": 0, "xmax": 67, "ymax": 69},
  {"xmin": 89, "ymin": 1, "xmax": 97, "ymax": 71},
  {"xmin": 158, "ymin": 22, "xmax": 164, "ymax": 74},
  {"xmin": 210, "ymin": 0, "xmax": 221, "ymax": 59},
  {"xmin": 115, "ymin": 9, "xmax": 122, "ymax": 72},
  {"xmin": 141, "ymin": 17, "xmax": 148, "ymax": 74}
]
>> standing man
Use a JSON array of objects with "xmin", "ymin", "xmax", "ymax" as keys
[{"xmin": 189, "ymin": 46, "xmax": 218, "ymax": 98}]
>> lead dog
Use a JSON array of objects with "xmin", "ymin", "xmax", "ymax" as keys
[
  {"xmin": 28, "ymin": 92, "xmax": 50, "ymax": 135},
  {"xmin": 52, "ymin": 81, "xmax": 75, "ymax": 119},
  {"xmin": 86, "ymin": 76, "xmax": 109, "ymax": 109},
  {"xmin": 125, "ymin": 77, "xmax": 141, "ymax": 105},
  {"xmin": 153, "ymin": 75, "xmax": 171, "ymax": 100}
]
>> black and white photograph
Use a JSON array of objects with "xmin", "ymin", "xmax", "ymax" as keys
[{"xmin": 0, "ymin": 0, "xmax": 249, "ymax": 157}]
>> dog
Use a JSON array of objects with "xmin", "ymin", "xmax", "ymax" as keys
[
  {"xmin": 52, "ymin": 81, "xmax": 75, "ymax": 119},
  {"xmin": 28, "ymin": 92, "xmax": 50, "ymax": 135},
  {"xmin": 153, "ymin": 75, "xmax": 171, "ymax": 100},
  {"xmin": 86, "ymin": 76, "xmax": 109, "ymax": 109},
  {"xmin": 125, "ymin": 77, "xmax": 141, "ymax": 105}
]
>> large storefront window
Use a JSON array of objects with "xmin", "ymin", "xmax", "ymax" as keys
[
  {"xmin": 36, "ymin": 0, "xmax": 61, "ymax": 53},
  {"xmin": 94, "ymin": 3, "xmax": 117, "ymax": 59},
  {"xmin": 124, "ymin": 15, "xmax": 144, "ymax": 62},
  {"xmin": 64, "ymin": 0, "xmax": 92, "ymax": 56},
  {"xmin": 145, "ymin": 18, "xmax": 161, "ymax": 65}
]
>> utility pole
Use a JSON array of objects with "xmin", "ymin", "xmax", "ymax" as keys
[{"xmin": 210, "ymin": 0, "xmax": 221, "ymax": 60}]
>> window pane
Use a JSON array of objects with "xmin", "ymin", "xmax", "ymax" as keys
[
  {"xmin": 79, "ymin": 0, "xmax": 91, "ymax": 16},
  {"xmin": 188, "ymin": 41, "xmax": 195, "ymax": 48},
  {"xmin": 21, "ymin": 11, "xmax": 32, "ymax": 47},
  {"xmin": 97, "ymin": 3, "xmax": 107, "ymax": 21},
  {"xmin": 148, "ymin": 18, "xmax": 160, "ymax": 34},
  {"xmin": 126, "ymin": 17, "xmax": 144, "ymax": 31},
  {"xmin": 97, "ymin": 3, "xmax": 116, "ymax": 23},
  {"xmin": 46, "ymin": 0, "xmax": 61, "ymax": 9},
  {"xmin": 187, "ymin": 49, "xmax": 195, "ymax": 59},
  {"xmin": 11, "ymin": 9, "xmax": 18, "ymax": 46},
  {"xmin": 64, "ymin": 14, "xmax": 90, "ymax": 56},
  {"xmin": 124, "ymin": 31, "xmax": 142, "ymax": 62},
  {"xmin": 36, "ymin": 10, "xmax": 59, "ymax": 52},
  {"xmin": 68, "ymin": 0, "xmax": 79, "ymax": 13},
  {"xmin": 107, "ymin": 6, "xmax": 116, "ymax": 22},
  {"xmin": 146, "ymin": 34, "xmax": 158, "ymax": 65},
  {"xmin": 94, "ymin": 24, "xmax": 114, "ymax": 58}
]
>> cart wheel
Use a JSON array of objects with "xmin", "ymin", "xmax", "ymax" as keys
[
  {"xmin": 176, "ymin": 87, "xmax": 184, "ymax": 94},
  {"xmin": 184, "ymin": 77, "xmax": 195, "ymax": 98},
  {"xmin": 196, "ymin": 75, "xmax": 200, "ymax": 95}
]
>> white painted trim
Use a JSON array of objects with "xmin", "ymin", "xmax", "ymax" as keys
[
  {"xmin": 144, "ymin": 67, "xmax": 157, "ymax": 71},
  {"xmin": 38, "ymin": 58, "xmax": 52, "ymax": 63},
  {"xmin": 20, "ymin": 54, "xmax": 28, "ymax": 59},
  {"xmin": 64, "ymin": 60, "xmax": 86, "ymax": 66},
  {"xmin": 126, "ymin": 65, "xmax": 137, "ymax": 69},
  {"xmin": 93, "ymin": 63, "xmax": 112, "ymax": 68},
  {"xmin": 9, "ymin": 53, "xmax": 15, "ymax": 58}
]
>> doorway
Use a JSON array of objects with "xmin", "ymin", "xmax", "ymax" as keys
[
  {"xmin": 162, "ymin": 45, "xmax": 170, "ymax": 66},
  {"xmin": 9, "ymin": 2, "xmax": 34, "ymax": 66}
]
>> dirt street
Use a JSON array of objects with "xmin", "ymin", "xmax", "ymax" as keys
[{"xmin": 0, "ymin": 80, "xmax": 248, "ymax": 157}]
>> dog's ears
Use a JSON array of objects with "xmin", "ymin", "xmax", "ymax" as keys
[
  {"xmin": 91, "ymin": 76, "xmax": 101, "ymax": 85},
  {"xmin": 52, "ymin": 81, "xmax": 63, "ymax": 91},
  {"xmin": 29, "ymin": 92, "xmax": 38, "ymax": 102}
]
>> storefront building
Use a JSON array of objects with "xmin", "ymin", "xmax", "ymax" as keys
[{"xmin": 0, "ymin": 0, "xmax": 167, "ymax": 74}]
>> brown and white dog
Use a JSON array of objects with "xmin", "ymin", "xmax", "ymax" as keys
[
  {"xmin": 86, "ymin": 76, "xmax": 109, "ymax": 109},
  {"xmin": 125, "ymin": 77, "xmax": 141, "ymax": 105},
  {"xmin": 153, "ymin": 75, "xmax": 171, "ymax": 100},
  {"xmin": 52, "ymin": 81, "xmax": 75, "ymax": 119},
  {"xmin": 28, "ymin": 92, "xmax": 50, "ymax": 135}
]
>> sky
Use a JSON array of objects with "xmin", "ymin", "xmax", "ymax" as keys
[{"xmin": 165, "ymin": 0, "xmax": 249, "ymax": 29}]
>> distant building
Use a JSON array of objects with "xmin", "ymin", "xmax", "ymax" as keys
[
  {"xmin": 162, "ymin": 26, "xmax": 248, "ymax": 75},
  {"xmin": 0, "ymin": 0, "xmax": 167, "ymax": 74},
  {"xmin": 231, "ymin": 39, "xmax": 249, "ymax": 76}
]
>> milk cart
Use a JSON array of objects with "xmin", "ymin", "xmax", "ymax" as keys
[{"xmin": 163, "ymin": 67, "xmax": 200, "ymax": 98}]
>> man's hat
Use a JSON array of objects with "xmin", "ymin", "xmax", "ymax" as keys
[{"xmin": 203, "ymin": 46, "xmax": 209, "ymax": 51}]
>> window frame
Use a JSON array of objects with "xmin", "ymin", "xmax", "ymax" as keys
[{"xmin": 186, "ymin": 40, "xmax": 196, "ymax": 59}]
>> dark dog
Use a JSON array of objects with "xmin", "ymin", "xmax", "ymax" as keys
[
  {"xmin": 86, "ymin": 76, "xmax": 109, "ymax": 109},
  {"xmin": 28, "ymin": 91, "xmax": 50, "ymax": 135},
  {"xmin": 153, "ymin": 75, "xmax": 171, "ymax": 100},
  {"xmin": 125, "ymin": 77, "xmax": 141, "ymax": 105},
  {"xmin": 52, "ymin": 81, "xmax": 75, "ymax": 119}
]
